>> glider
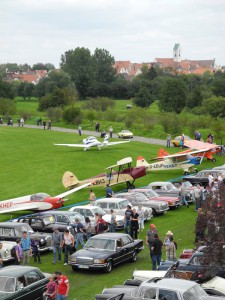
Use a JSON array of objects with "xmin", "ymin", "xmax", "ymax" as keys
[
  {"xmin": 62, "ymin": 157, "xmax": 146, "ymax": 190},
  {"xmin": 136, "ymin": 148, "xmax": 206, "ymax": 175},
  {"xmin": 55, "ymin": 135, "xmax": 130, "ymax": 151},
  {"xmin": 0, "ymin": 183, "xmax": 91, "ymax": 214}
]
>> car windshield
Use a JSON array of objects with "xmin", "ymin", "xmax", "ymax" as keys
[
  {"xmin": 0, "ymin": 276, "xmax": 16, "ymax": 293},
  {"xmin": 183, "ymin": 285, "xmax": 207, "ymax": 300},
  {"xmin": 165, "ymin": 183, "xmax": 176, "ymax": 191},
  {"xmin": 182, "ymin": 181, "xmax": 192, "ymax": 188},
  {"xmin": 68, "ymin": 213, "xmax": 84, "ymax": 223},
  {"xmin": 92, "ymin": 207, "xmax": 106, "ymax": 215},
  {"xmin": 85, "ymin": 238, "xmax": 115, "ymax": 251},
  {"xmin": 145, "ymin": 190, "xmax": 159, "ymax": 197},
  {"xmin": 16, "ymin": 224, "xmax": 34, "ymax": 235},
  {"xmin": 118, "ymin": 200, "xmax": 130, "ymax": 209}
]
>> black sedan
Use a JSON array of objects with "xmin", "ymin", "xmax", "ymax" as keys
[
  {"xmin": 183, "ymin": 170, "xmax": 225, "ymax": 186},
  {"xmin": 69, "ymin": 233, "xmax": 144, "ymax": 273},
  {"xmin": 0, "ymin": 266, "xmax": 50, "ymax": 300}
]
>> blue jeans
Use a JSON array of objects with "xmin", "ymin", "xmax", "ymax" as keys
[
  {"xmin": 56, "ymin": 295, "xmax": 67, "ymax": 300},
  {"xmin": 109, "ymin": 224, "xmax": 116, "ymax": 232},
  {"xmin": 152, "ymin": 254, "xmax": 161, "ymax": 270},
  {"xmin": 182, "ymin": 195, "xmax": 188, "ymax": 206},
  {"xmin": 124, "ymin": 219, "xmax": 131, "ymax": 234},
  {"xmin": 75, "ymin": 233, "xmax": 84, "ymax": 250},
  {"xmin": 53, "ymin": 244, "xmax": 61, "ymax": 263}
]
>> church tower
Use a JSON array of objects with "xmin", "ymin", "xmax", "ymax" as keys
[{"xmin": 173, "ymin": 43, "xmax": 182, "ymax": 62}]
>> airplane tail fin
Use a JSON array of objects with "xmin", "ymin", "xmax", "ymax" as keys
[
  {"xmin": 158, "ymin": 148, "xmax": 170, "ymax": 157},
  {"xmin": 136, "ymin": 156, "xmax": 149, "ymax": 167},
  {"xmin": 62, "ymin": 171, "xmax": 80, "ymax": 189}
]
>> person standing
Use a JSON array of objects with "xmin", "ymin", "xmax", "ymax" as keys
[
  {"xmin": 78, "ymin": 124, "xmax": 82, "ymax": 136},
  {"xmin": 96, "ymin": 214, "xmax": 107, "ymax": 234},
  {"xmin": 166, "ymin": 134, "xmax": 171, "ymax": 148},
  {"xmin": 52, "ymin": 226, "xmax": 62, "ymax": 264},
  {"xmin": 179, "ymin": 183, "xmax": 189, "ymax": 208},
  {"xmin": 124, "ymin": 205, "xmax": 133, "ymax": 235},
  {"xmin": 47, "ymin": 120, "xmax": 52, "ymax": 130},
  {"xmin": 137, "ymin": 205, "xmax": 144, "ymax": 232},
  {"xmin": 21, "ymin": 231, "xmax": 32, "ymax": 266},
  {"xmin": 61, "ymin": 229, "xmax": 74, "ymax": 265},
  {"xmin": 106, "ymin": 184, "xmax": 113, "ymax": 198},
  {"xmin": 88, "ymin": 189, "xmax": 96, "ymax": 204},
  {"xmin": 31, "ymin": 236, "xmax": 41, "ymax": 264},
  {"xmin": 85, "ymin": 217, "xmax": 92, "ymax": 240},
  {"xmin": 151, "ymin": 233, "xmax": 163, "ymax": 270},
  {"xmin": 193, "ymin": 184, "xmax": 202, "ymax": 211},
  {"xmin": 43, "ymin": 275, "xmax": 58, "ymax": 300},
  {"xmin": 130, "ymin": 208, "xmax": 139, "ymax": 239},
  {"xmin": 163, "ymin": 230, "xmax": 173, "ymax": 247},
  {"xmin": 14, "ymin": 239, "xmax": 23, "ymax": 265},
  {"xmin": 146, "ymin": 224, "xmax": 158, "ymax": 257},
  {"xmin": 109, "ymin": 209, "xmax": 117, "ymax": 233},
  {"xmin": 74, "ymin": 218, "xmax": 85, "ymax": 251},
  {"xmin": 166, "ymin": 236, "xmax": 176, "ymax": 261},
  {"xmin": 109, "ymin": 126, "xmax": 113, "ymax": 138},
  {"xmin": 55, "ymin": 271, "xmax": 69, "ymax": 300},
  {"xmin": 43, "ymin": 121, "xmax": 46, "ymax": 130},
  {"xmin": 20, "ymin": 117, "xmax": 24, "ymax": 127}
]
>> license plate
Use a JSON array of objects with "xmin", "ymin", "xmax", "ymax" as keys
[{"xmin": 78, "ymin": 265, "xmax": 89, "ymax": 269}]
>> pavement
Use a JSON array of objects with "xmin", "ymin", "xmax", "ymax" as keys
[{"xmin": 2, "ymin": 123, "xmax": 166, "ymax": 146}]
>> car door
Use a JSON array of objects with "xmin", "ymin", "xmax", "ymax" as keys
[
  {"xmin": 55, "ymin": 214, "xmax": 71, "ymax": 231},
  {"xmin": 30, "ymin": 218, "xmax": 43, "ymax": 232},
  {"xmin": 22, "ymin": 270, "xmax": 47, "ymax": 300},
  {"xmin": 1, "ymin": 228, "xmax": 16, "ymax": 242}
]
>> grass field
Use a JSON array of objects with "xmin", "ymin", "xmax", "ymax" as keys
[{"xmin": 0, "ymin": 125, "xmax": 224, "ymax": 300}]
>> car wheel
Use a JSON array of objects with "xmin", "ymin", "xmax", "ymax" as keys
[
  {"xmin": 71, "ymin": 266, "xmax": 76, "ymax": 272},
  {"xmin": 130, "ymin": 250, "xmax": 137, "ymax": 262},
  {"xmin": 152, "ymin": 208, "xmax": 157, "ymax": 217},
  {"xmin": 105, "ymin": 260, "xmax": 112, "ymax": 273}
]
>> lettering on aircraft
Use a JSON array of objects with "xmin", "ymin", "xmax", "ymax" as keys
[
  {"xmin": 92, "ymin": 179, "xmax": 106, "ymax": 185},
  {"xmin": 149, "ymin": 163, "xmax": 177, "ymax": 169},
  {"xmin": 0, "ymin": 202, "xmax": 13, "ymax": 209}
]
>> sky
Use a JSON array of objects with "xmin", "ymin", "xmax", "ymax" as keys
[{"xmin": 1, "ymin": 0, "xmax": 225, "ymax": 67}]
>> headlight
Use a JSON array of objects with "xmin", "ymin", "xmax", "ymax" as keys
[
  {"xmin": 94, "ymin": 259, "xmax": 105, "ymax": 264},
  {"xmin": 70, "ymin": 257, "xmax": 77, "ymax": 262},
  {"xmin": 40, "ymin": 239, "xmax": 44, "ymax": 243}
]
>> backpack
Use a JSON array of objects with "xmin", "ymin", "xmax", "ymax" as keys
[{"xmin": 11, "ymin": 246, "xmax": 17, "ymax": 258}]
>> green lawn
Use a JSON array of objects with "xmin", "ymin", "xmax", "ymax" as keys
[{"xmin": 0, "ymin": 126, "xmax": 224, "ymax": 299}]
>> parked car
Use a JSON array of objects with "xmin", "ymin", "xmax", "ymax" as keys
[
  {"xmin": 172, "ymin": 135, "xmax": 191, "ymax": 147},
  {"xmin": 117, "ymin": 130, "xmax": 133, "ymax": 139},
  {"xmin": 69, "ymin": 233, "xmax": 144, "ymax": 273},
  {"xmin": 93, "ymin": 198, "xmax": 152, "ymax": 221},
  {"xmin": 183, "ymin": 170, "xmax": 225, "ymax": 186},
  {"xmin": 95, "ymin": 277, "xmax": 220, "ymax": 300},
  {"xmin": 148, "ymin": 181, "xmax": 191, "ymax": 204},
  {"xmin": 69, "ymin": 205, "xmax": 124, "ymax": 230},
  {"xmin": 13, "ymin": 211, "xmax": 85, "ymax": 235},
  {"xmin": 0, "ymin": 241, "xmax": 16, "ymax": 262},
  {"xmin": 0, "ymin": 222, "xmax": 52, "ymax": 252},
  {"xmin": 0, "ymin": 266, "xmax": 50, "ymax": 300},
  {"xmin": 173, "ymin": 181, "xmax": 203, "ymax": 195},
  {"xmin": 115, "ymin": 191, "xmax": 169, "ymax": 216}
]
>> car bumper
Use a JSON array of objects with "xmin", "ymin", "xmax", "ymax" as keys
[
  {"xmin": 156, "ymin": 208, "xmax": 169, "ymax": 214},
  {"xmin": 69, "ymin": 261, "xmax": 107, "ymax": 270},
  {"xmin": 39, "ymin": 246, "xmax": 53, "ymax": 252}
]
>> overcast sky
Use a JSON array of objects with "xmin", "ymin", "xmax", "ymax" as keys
[{"xmin": 1, "ymin": 0, "xmax": 225, "ymax": 67}]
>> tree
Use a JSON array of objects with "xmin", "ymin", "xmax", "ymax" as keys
[
  {"xmin": 0, "ymin": 79, "xmax": 15, "ymax": 99},
  {"xmin": 32, "ymin": 63, "xmax": 55, "ymax": 71},
  {"xmin": 133, "ymin": 86, "xmax": 154, "ymax": 108},
  {"xmin": 202, "ymin": 96, "xmax": 225, "ymax": 118},
  {"xmin": 92, "ymin": 48, "xmax": 116, "ymax": 84},
  {"xmin": 63, "ymin": 106, "xmax": 83, "ymax": 124},
  {"xmin": 158, "ymin": 78, "xmax": 188, "ymax": 113},
  {"xmin": 186, "ymin": 86, "xmax": 204, "ymax": 109},
  {"xmin": 16, "ymin": 82, "xmax": 34, "ymax": 100},
  {"xmin": 60, "ymin": 47, "xmax": 95, "ymax": 99},
  {"xmin": 83, "ymin": 97, "xmax": 115, "ymax": 112},
  {"xmin": 212, "ymin": 78, "xmax": 225, "ymax": 97},
  {"xmin": 0, "ymin": 98, "xmax": 16, "ymax": 115}
]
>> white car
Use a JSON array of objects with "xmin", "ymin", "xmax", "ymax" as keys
[
  {"xmin": 0, "ymin": 241, "xmax": 16, "ymax": 262},
  {"xmin": 93, "ymin": 198, "xmax": 152, "ymax": 221},
  {"xmin": 69, "ymin": 205, "xmax": 124, "ymax": 229}
]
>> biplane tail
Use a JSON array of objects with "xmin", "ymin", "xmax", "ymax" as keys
[
  {"xmin": 158, "ymin": 148, "xmax": 170, "ymax": 158},
  {"xmin": 62, "ymin": 171, "xmax": 80, "ymax": 189},
  {"xmin": 136, "ymin": 156, "xmax": 149, "ymax": 167}
]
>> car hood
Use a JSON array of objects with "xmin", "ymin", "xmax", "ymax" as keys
[
  {"xmin": 72, "ymin": 248, "xmax": 114, "ymax": 259},
  {"xmin": 133, "ymin": 270, "xmax": 166, "ymax": 281},
  {"xmin": 103, "ymin": 214, "xmax": 124, "ymax": 223},
  {"xmin": 202, "ymin": 276, "xmax": 225, "ymax": 295},
  {"xmin": 152, "ymin": 196, "xmax": 177, "ymax": 202},
  {"xmin": 28, "ymin": 232, "xmax": 52, "ymax": 239}
]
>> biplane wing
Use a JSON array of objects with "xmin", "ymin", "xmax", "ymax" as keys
[{"xmin": 105, "ymin": 157, "xmax": 133, "ymax": 170}]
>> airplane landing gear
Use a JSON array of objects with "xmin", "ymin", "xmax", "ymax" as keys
[{"xmin": 126, "ymin": 182, "xmax": 135, "ymax": 190}]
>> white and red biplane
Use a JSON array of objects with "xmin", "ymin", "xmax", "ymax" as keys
[
  {"xmin": 55, "ymin": 135, "xmax": 130, "ymax": 151},
  {"xmin": 0, "ymin": 183, "xmax": 90, "ymax": 214}
]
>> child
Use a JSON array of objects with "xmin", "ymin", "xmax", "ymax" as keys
[
  {"xmin": 43, "ymin": 275, "xmax": 57, "ymax": 300},
  {"xmin": 31, "ymin": 236, "xmax": 41, "ymax": 263}
]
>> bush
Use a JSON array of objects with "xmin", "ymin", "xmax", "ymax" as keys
[
  {"xmin": 84, "ymin": 97, "xmax": 115, "ymax": 112},
  {"xmin": 63, "ymin": 106, "xmax": 83, "ymax": 124},
  {"xmin": 46, "ymin": 107, "xmax": 63, "ymax": 122},
  {"xmin": 0, "ymin": 98, "xmax": 16, "ymax": 115}
]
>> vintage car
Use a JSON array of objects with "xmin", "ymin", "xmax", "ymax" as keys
[
  {"xmin": 69, "ymin": 205, "xmax": 124, "ymax": 230},
  {"xmin": 173, "ymin": 181, "xmax": 203, "ymax": 196},
  {"xmin": 69, "ymin": 233, "xmax": 144, "ymax": 273},
  {"xmin": 183, "ymin": 170, "xmax": 225, "ymax": 186},
  {"xmin": 93, "ymin": 198, "xmax": 152, "ymax": 221},
  {"xmin": 148, "ymin": 181, "xmax": 191, "ymax": 204},
  {"xmin": 0, "ymin": 266, "xmax": 50, "ymax": 300},
  {"xmin": 117, "ymin": 130, "xmax": 133, "ymax": 139},
  {"xmin": 172, "ymin": 135, "xmax": 191, "ymax": 147},
  {"xmin": 13, "ymin": 210, "xmax": 86, "ymax": 235},
  {"xmin": 95, "ymin": 277, "xmax": 221, "ymax": 300},
  {"xmin": 0, "ymin": 241, "xmax": 16, "ymax": 262},
  {"xmin": 0, "ymin": 222, "xmax": 52, "ymax": 252},
  {"xmin": 115, "ymin": 192, "xmax": 169, "ymax": 216}
]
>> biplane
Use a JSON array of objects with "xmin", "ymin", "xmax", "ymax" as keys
[
  {"xmin": 183, "ymin": 140, "xmax": 222, "ymax": 162},
  {"xmin": 55, "ymin": 135, "xmax": 130, "ymax": 151},
  {"xmin": 0, "ymin": 183, "xmax": 91, "ymax": 214},
  {"xmin": 136, "ymin": 149, "xmax": 206, "ymax": 175},
  {"xmin": 62, "ymin": 157, "xmax": 146, "ymax": 190}
]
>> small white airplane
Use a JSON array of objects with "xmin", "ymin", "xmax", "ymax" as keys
[
  {"xmin": 55, "ymin": 135, "xmax": 130, "ymax": 151},
  {"xmin": 0, "ymin": 182, "xmax": 91, "ymax": 214},
  {"xmin": 136, "ymin": 148, "xmax": 208, "ymax": 174}
]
